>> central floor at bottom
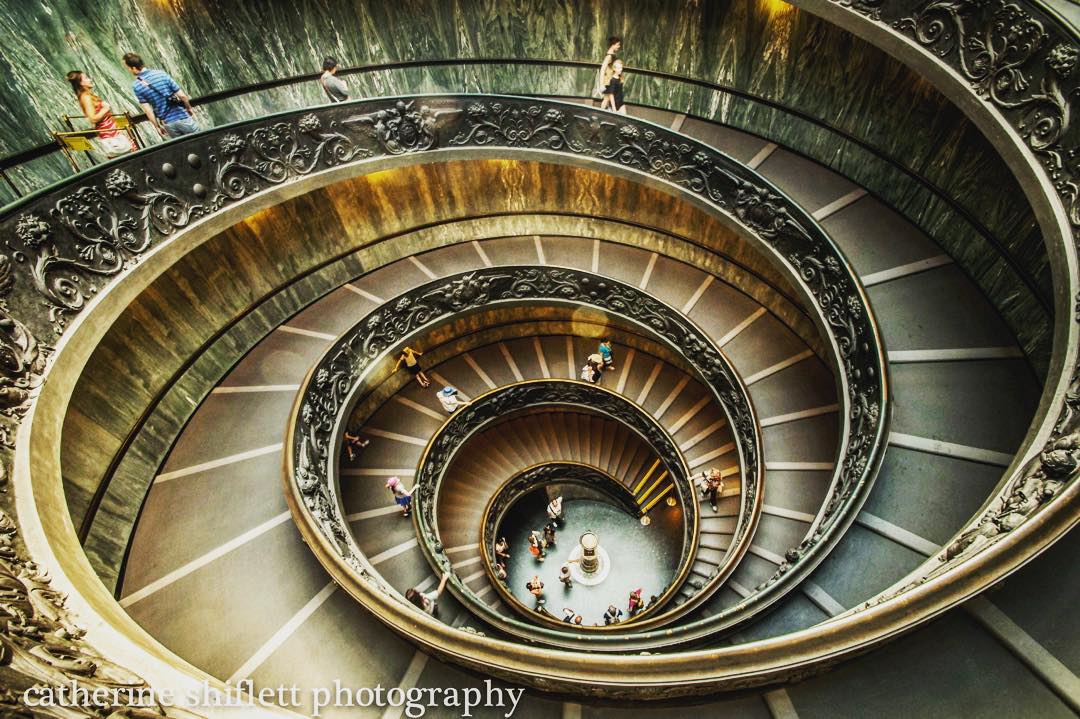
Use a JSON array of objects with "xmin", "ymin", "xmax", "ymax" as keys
[{"xmin": 502, "ymin": 498, "xmax": 683, "ymax": 625}]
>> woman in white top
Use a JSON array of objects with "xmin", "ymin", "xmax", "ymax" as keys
[
  {"xmin": 437, "ymin": 386, "xmax": 470, "ymax": 413},
  {"xmin": 546, "ymin": 496, "xmax": 564, "ymax": 526}
]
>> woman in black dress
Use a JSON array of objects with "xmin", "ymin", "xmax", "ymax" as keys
[{"xmin": 605, "ymin": 60, "xmax": 627, "ymax": 114}]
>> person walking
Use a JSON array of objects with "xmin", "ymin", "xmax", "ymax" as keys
[
  {"xmin": 558, "ymin": 563, "xmax": 574, "ymax": 589},
  {"xmin": 604, "ymin": 59, "xmax": 628, "ymax": 114},
  {"xmin": 528, "ymin": 531, "xmax": 547, "ymax": 562},
  {"xmin": 628, "ymin": 588, "xmax": 645, "ymax": 617},
  {"xmin": 580, "ymin": 359, "xmax": 600, "ymax": 384},
  {"xmin": 394, "ymin": 346, "xmax": 430, "ymax": 387},
  {"xmin": 405, "ymin": 573, "xmax": 449, "ymax": 615},
  {"xmin": 437, "ymin": 386, "xmax": 469, "ymax": 413},
  {"xmin": 495, "ymin": 537, "xmax": 511, "ymax": 562},
  {"xmin": 701, "ymin": 467, "xmax": 725, "ymax": 513},
  {"xmin": 342, "ymin": 430, "xmax": 370, "ymax": 462},
  {"xmin": 562, "ymin": 607, "xmax": 576, "ymax": 623},
  {"xmin": 66, "ymin": 71, "xmax": 134, "ymax": 157},
  {"xmin": 546, "ymin": 496, "xmax": 564, "ymax": 527},
  {"xmin": 386, "ymin": 476, "xmax": 413, "ymax": 517},
  {"xmin": 494, "ymin": 561, "xmax": 508, "ymax": 581},
  {"xmin": 603, "ymin": 604, "xmax": 623, "ymax": 625},
  {"xmin": 525, "ymin": 576, "xmax": 545, "ymax": 606},
  {"xmin": 596, "ymin": 36, "xmax": 622, "ymax": 108},
  {"xmin": 319, "ymin": 57, "xmax": 349, "ymax": 102},
  {"xmin": 123, "ymin": 53, "xmax": 199, "ymax": 138},
  {"xmin": 588, "ymin": 353, "xmax": 605, "ymax": 383},
  {"xmin": 598, "ymin": 339, "xmax": 615, "ymax": 371},
  {"xmin": 543, "ymin": 522, "xmax": 557, "ymax": 548}
]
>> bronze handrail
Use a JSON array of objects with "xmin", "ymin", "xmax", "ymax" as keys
[{"xmin": 408, "ymin": 381, "xmax": 700, "ymax": 640}]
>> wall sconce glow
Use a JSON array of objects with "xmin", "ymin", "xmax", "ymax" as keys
[
  {"xmin": 762, "ymin": 0, "xmax": 794, "ymax": 16},
  {"xmin": 666, "ymin": 495, "xmax": 677, "ymax": 507}
]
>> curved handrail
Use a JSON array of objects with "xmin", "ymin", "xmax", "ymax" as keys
[
  {"xmin": 1, "ymin": 94, "xmax": 889, "ymax": 697},
  {"xmin": 478, "ymin": 461, "xmax": 652, "ymax": 627},
  {"xmin": 0, "ymin": 0, "xmax": 1073, "ymax": 705},
  {"xmin": 412, "ymin": 382, "xmax": 697, "ymax": 636},
  {"xmin": 0, "ymin": 58, "xmax": 1045, "ymax": 321},
  {"xmin": 266, "ymin": 97, "xmax": 887, "ymax": 642},
  {"xmin": 288, "ymin": 260, "xmax": 768, "ymax": 649}
]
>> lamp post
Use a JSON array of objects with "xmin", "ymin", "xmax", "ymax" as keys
[{"xmin": 579, "ymin": 531, "xmax": 600, "ymax": 573}]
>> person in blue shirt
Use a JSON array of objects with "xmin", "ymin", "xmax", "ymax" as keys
[
  {"xmin": 598, "ymin": 338, "xmax": 615, "ymax": 371},
  {"xmin": 122, "ymin": 52, "xmax": 199, "ymax": 138}
]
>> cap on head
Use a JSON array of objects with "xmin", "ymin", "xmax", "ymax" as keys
[
  {"xmin": 386, "ymin": 476, "xmax": 400, "ymax": 488},
  {"xmin": 440, "ymin": 386, "xmax": 457, "ymax": 395}
]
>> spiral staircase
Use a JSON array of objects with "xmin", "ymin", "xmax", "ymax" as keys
[{"xmin": 0, "ymin": 1, "xmax": 1078, "ymax": 718}]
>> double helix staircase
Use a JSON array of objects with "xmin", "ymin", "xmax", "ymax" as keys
[
  {"xmin": 0, "ymin": 1, "xmax": 1057, "ymax": 700},
  {"xmin": 104, "ymin": 102, "xmax": 1045, "ymax": 713}
]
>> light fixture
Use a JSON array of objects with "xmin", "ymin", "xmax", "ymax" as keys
[
  {"xmin": 665, "ymin": 495, "xmax": 677, "ymax": 507},
  {"xmin": 640, "ymin": 515, "xmax": 651, "ymax": 526}
]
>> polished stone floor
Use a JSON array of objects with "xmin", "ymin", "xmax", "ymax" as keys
[{"xmin": 501, "ymin": 495, "xmax": 683, "ymax": 625}]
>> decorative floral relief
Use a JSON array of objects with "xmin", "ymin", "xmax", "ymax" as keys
[
  {"xmin": 894, "ymin": 0, "xmax": 1080, "ymax": 223},
  {"xmin": 0, "ymin": 508, "xmax": 167, "ymax": 718},
  {"xmin": 345, "ymin": 100, "xmax": 453, "ymax": 155},
  {"xmin": 10, "ymin": 171, "xmax": 202, "ymax": 334}
]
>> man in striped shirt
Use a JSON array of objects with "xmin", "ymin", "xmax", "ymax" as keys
[{"xmin": 123, "ymin": 52, "xmax": 199, "ymax": 138}]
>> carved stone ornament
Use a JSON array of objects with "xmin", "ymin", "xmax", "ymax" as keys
[{"xmin": 884, "ymin": 0, "xmax": 1080, "ymax": 226}]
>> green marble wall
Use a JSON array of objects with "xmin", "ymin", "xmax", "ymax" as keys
[{"xmin": 0, "ymin": 0, "xmax": 1050, "ymax": 360}]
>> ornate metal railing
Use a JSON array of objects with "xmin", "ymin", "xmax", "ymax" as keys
[
  {"xmin": 2, "ymin": 93, "xmax": 893, "ymax": 699},
  {"xmin": 246, "ymin": 97, "xmax": 888, "ymax": 637},
  {"xmin": 477, "ymin": 461, "xmax": 649, "ymax": 627},
  {"xmin": 411, "ymin": 384, "xmax": 695, "ymax": 634},
  {"xmin": 0, "ymin": 0, "xmax": 1068, "ymax": 709},
  {"xmin": 792, "ymin": 0, "xmax": 1080, "ymax": 612},
  {"xmin": 288, "ymin": 263, "xmax": 767, "ymax": 649}
]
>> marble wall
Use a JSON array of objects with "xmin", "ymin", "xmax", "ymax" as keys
[{"xmin": 0, "ymin": 0, "xmax": 1050, "ymax": 359}]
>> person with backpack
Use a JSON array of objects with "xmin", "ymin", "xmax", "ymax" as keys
[{"xmin": 123, "ymin": 52, "xmax": 199, "ymax": 138}]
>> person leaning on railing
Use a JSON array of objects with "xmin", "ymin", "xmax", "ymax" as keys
[
  {"xmin": 65, "ymin": 70, "xmax": 135, "ymax": 157},
  {"xmin": 122, "ymin": 52, "xmax": 199, "ymax": 138},
  {"xmin": 320, "ymin": 56, "xmax": 349, "ymax": 103}
]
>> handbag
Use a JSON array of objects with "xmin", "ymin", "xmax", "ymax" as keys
[{"xmin": 138, "ymin": 77, "xmax": 183, "ymax": 109}]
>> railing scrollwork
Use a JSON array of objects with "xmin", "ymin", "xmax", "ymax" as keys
[{"xmin": 413, "ymin": 383, "xmax": 695, "ymax": 634}]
